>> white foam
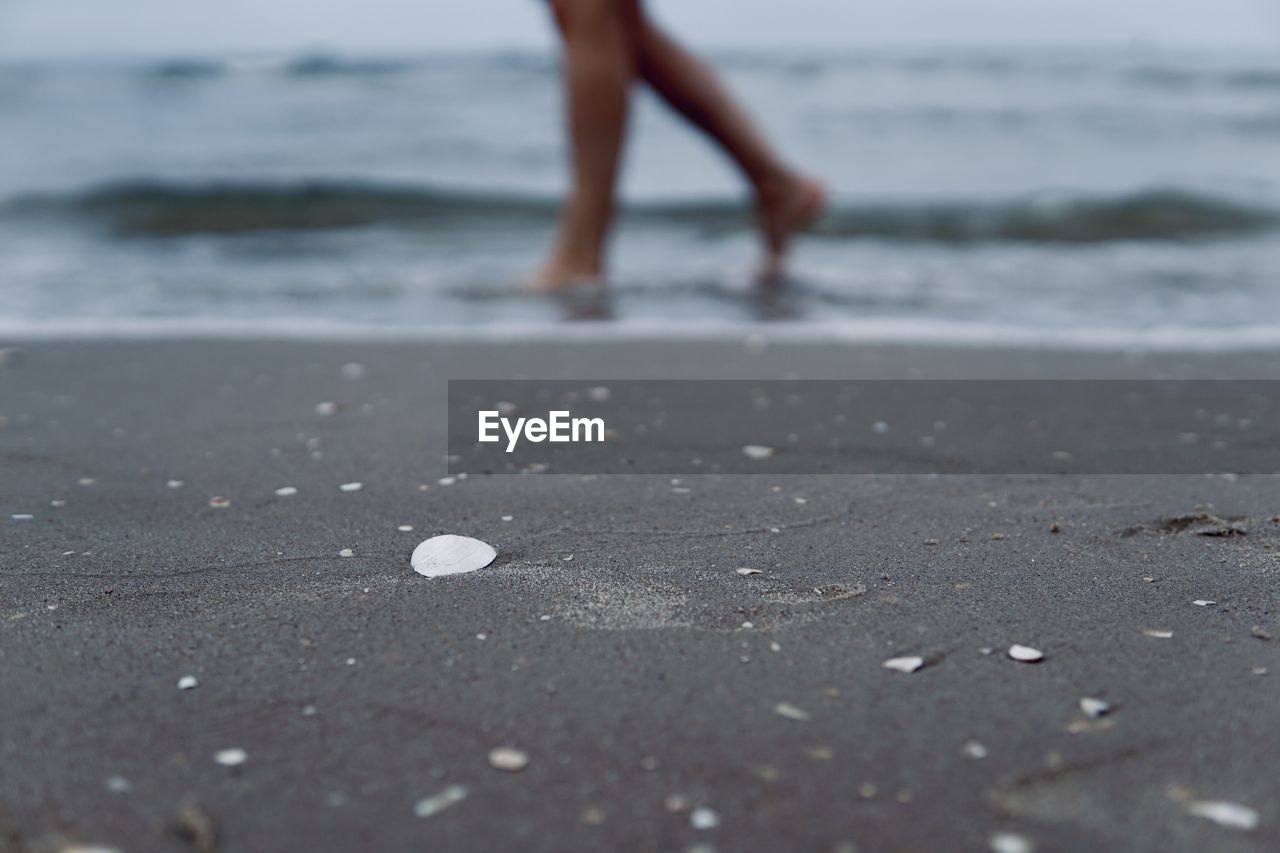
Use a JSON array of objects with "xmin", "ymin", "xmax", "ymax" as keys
[{"xmin": 1, "ymin": 315, "xmax": 1279, "ymax": 352}]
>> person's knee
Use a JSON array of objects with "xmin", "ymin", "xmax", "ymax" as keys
[{"xmin": 550, "ymin": 0, "xmax": 634, "ymax": 38}]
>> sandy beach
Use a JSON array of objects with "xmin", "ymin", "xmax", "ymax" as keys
[{"xmin": 2, "ymin": 337, "xmax": 1278, "ymax": 852}]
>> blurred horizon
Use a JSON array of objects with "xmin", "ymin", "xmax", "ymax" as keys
[{"xmin": 3, "ymin": 0, "xmax": 1279, "ymax": 60}]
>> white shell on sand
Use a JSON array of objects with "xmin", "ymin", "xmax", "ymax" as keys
[
  {"xmin": 214, "ymin": 748, "xmax": 247, "ymax": 767},
  {"xmin": 1186, "ymin": 800, "xmax": 1259, "ymax": 830},
  {"xmin": 415, "ymin": 784, "xmax": 468, "ymax": 817},
  {"xmin": 1008, "ymin": 644, "xmax": 1044, "ymax": 662},
  {"xmin": 411, "ymin": 535, "xmax": 497, "ymax": 578},
  {"xmin": 339, "ymin": 548, "xmax": 354, "ymax": 557},
  {"xmin": 1142, "ymin": 629, "xmax": 1174, "ymax": 639},
  {"xmin": 736, "ymin": 568, "xmax": 763, "ymax": 576},
  {"xmin": 882, "ymin": 656, "xmax": 925, "ymax": 674},
  {"xmin": 1192, "ymin": 599, "xmax": 1216, "ymax": 606},
  {"xmin": 1079, "ymin": 697, "xmax": 1111, "ymax": 718},
  {"xmin": 488, "ymin": 747, "xmax": 528, "ymax": 772},
  {"xmin": 742, "ymin": 445, "xmax": 775, "ymax": 460},
  {"xmin": 178, "ymin": 675, "xmax": 198, "ymax": 690}
]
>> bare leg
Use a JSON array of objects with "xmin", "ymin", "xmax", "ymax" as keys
[
  {"xmin": 533, "ymin": 0, "xmax": 637, "ymax": 291},
  {"xmin": 634, "ymin": 12, "xmax": 825, "ymax": 282}
]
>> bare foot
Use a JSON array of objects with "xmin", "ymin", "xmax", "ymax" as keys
[
  {"xmin": 527, "ymin": 253, "xmax": 604, "ymax": 294},
  {"xmin": 756, "ymin": 175, "xmax": 827, "ymax": 284}
]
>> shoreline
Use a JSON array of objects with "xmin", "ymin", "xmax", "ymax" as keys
[{"xmin": 5, "ymin": 318, "xmax": 1280, "ymax": 354}]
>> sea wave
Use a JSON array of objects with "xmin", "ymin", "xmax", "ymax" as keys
[
  {"xmin": 3, "ymin": 315, "xmax": 1280, "ymax": 353},
  {"xmin": 8, "ymin": 180, "xmax": 1278, "ymax": 243}
]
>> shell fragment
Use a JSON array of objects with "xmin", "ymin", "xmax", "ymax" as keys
[
  {"xmin": 1186, "ymin": 800, "xmax": 1259, "ymax": 831},
  {"xmin": 774, "ymin": 702, "xmax": 811, "ymax": 721},
  {"xmin": 415, "ymin": 785, "xmax": 468, "ymax": 817},
  {"xmin": 882, "ymin": 656, "xmax": 926, "ymax": 674}
]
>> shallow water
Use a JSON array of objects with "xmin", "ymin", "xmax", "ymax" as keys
[{"xmin": 2, "ymin": 47, "xmax": 1279, "ymax": 344}]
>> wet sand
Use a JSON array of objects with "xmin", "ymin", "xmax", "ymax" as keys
[{"xmin": 2, "ymin": 338, "xmax": 1278, "ymax": 852}]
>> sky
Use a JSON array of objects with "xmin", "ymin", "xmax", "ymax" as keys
[{"xmin": 2, "ymin": 0, "xmax": 1278, "ymax": 58}]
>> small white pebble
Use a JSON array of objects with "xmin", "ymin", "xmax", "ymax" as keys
[
  {"xmin": 346, "ymin": 657, "xmax": 356, "ymax": 665},
  {"xmin": 1142, "ymin": 629, "xmax": 1173, "ymax": 639},
  {"xmin": 990, "ymin": 831, "xmax": 1033, "ymax": 853},
  {"xmin": 1007, "ymin": 644, "xmax": 1044, "ymax": 663},
  {"xmin": 316, "ymin": 401, "xmax": 339, "ymax": 416},
  {"xmin": 166, "ymin": 480, "xmax": 184, "ymax": 489},
  {"xmin": 690, "ymin": 807, "xmax": 720, "ymax": 830},
  {"xmin": 872, "ymin": 421, "xmax": 890, "ymax": 434},
  {"xmin": 1192, "ymin": 599, "xmax": 1216, "ymax": 607},
  {"xmin": 438, "ymin": 477, "xmax": 456, "ymax": 486},
  {"xmin": 962, "ymin": 740, "xmax": 989, "ymax": 759},
  {"xmin": 339, "ymin": 548, "xmax": 354, "ymax": 557},
  {"xmin": 398, "ymin": 525, "xmax": 414, "ymax": 532},
  {"xmin": 1079, "ymin": 697, "xmax": 1111, "ymax": 718},
  {"xmin": 742, "ymin": 444, "xmax": 774, "ymax": 460},
  {"xmin": 501, "ymin": 515, "xmax": 513, "ymax": 522},
  {"xmin": 488, "ymin": 747, "xmax": 529, "ymax": 772},
  {"xmin": 339, "ymin": 482, "xmax": 362, "ymax": 493},
  {"xmin": 51, "ymin": 500, "xmax": 67, "ymax": 507},
  {"xmin": 105, "ymin": 775, "xmax": 131, "ymax": 793},
  {"xmin": 208, "ymin": 496, "xmax": 231, "ymax": 509},
  {"xmin": 275, "ymin": 486, "xmax": 298, "ymax": 497},
  {"xmin": 78, "ymin": 478, "xmax": 96, "ymax": 486},
  {"xmin": 214, "ymin": 748, "xmax": 247, "ymax": 767},
  {"xmin": 177, "ymin": 675, "xmax": 198, "ymax": 690},
  {"xmin": 736, "ymin": 568, "xmax": 763, "ymax": 576},
  {"xmin": 340, "ymin": 362, "xmax": 367, "ymax": 381},
  {"xmin": 11, "ymin": 514, "xmax": 33, "ymax": 521},
  {"xmin": 774, "ymin": 702, "xmax": 810, "ymax": 721}
]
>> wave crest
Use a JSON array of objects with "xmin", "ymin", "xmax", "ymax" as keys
[{"xmin": 9, "ymin": 180, "xmax": 1276, "ymax": 243}]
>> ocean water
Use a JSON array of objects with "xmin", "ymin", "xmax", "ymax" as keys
[{"xmin": 2, "ymin": 47, "xmax": 1279, "ymax": 345}]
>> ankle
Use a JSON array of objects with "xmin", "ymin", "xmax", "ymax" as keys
[{"xmin": 754, "ymin": 166, "xmax": 800, "ymax": 206}]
